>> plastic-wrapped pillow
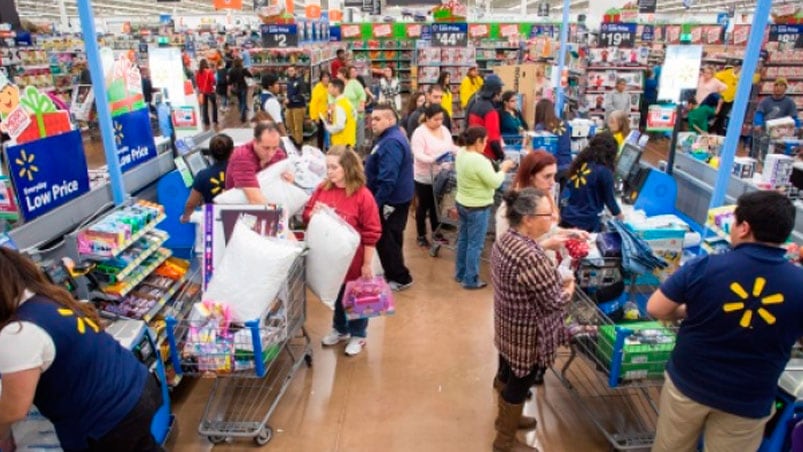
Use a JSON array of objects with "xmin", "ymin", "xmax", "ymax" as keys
[
  {"xmin": 204, "ymin": 220, "xmax": 303, "ymax": 322},
  {"xmin": 214, "ymin": 188, "xmax": 248, "ymax": 204},
  {"xmin": 305, "ymin": 205, "xmax": 360, "ymax": 309},
  {"xmin": 214, "ymin": 160, "xmax": 310, "ymax": 215}
]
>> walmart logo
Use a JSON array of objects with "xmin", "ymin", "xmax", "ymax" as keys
[
  {"xmin": 723, "ymin": 277, "xmax": 784, "ymax": 328},
  {"xmin": 58, "ymin": 308, "xmax": 100, "ymax": 334},
  {"xmin": 210, "ymin": 171, "xmax": 225, "ymax": 196},
  {"xmin": 15, "ymin": 149, "xmax": 38, "ymax": 181},
  {"xmin": 114, "ymin": 121, "xmax": 124, "ymax": 146},
  {"xmin": 570, "ymin": 162, "xmax": 592, "ymax": 189}
]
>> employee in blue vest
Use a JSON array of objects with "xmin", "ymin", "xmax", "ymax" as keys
[
  {"xmin": 0, "ymin": 248, "xmax": 163, "ymax": 452},
  {"xmin": 649, "ymin": 191, "xmax": 803, "ymax": 452}
]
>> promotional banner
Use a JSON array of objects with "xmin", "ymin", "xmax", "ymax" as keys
[
  {"xmin": 658, "ymin": 45, "xmax": 703, "ymax": 103},
  {"xmin": 5, "ymin": 130, "xmax": 90, "ymax": 221},
  {"xmin": 113, "ymin": 108, "xmax": 158, "ymax": 173}
]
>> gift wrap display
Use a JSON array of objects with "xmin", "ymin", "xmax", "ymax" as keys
[
  {"xmin": 102, "ymin": 48, "xmax": 147, "ymax": 117},
  {"xmin": 0, "ymin": 74, "xmax": 72, "ymax": 146}
]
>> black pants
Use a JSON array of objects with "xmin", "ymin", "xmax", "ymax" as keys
[
  {"xmin": 711, "ymin": 101, "xmax": 733, "ymax": 135},
  {"xmin": 317, "ymin": 119, "xmax": 326, "ymax": 150},
  {"xmin": 377, "ymin": 201, "xmax": 412, "ymax": 285},
  {"xmin": 497, "ymin": 356, "xmax": 540, "ymax": 405},
  {"xmin": 81, "ymin": 374, "xmax": 164, "ymax": 452},
  {"xmin": 414, "ymin": 182, "xmax": 439, "ymax": 238},
  {"xmin": 200, "ymin": 93, "xmax": 218, "ymax": 126}
]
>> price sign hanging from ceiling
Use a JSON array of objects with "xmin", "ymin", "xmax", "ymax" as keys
[
  {"xmin": 768, "ymin": 24, "xmax": 802, "ymax": 49},
  {"xmin": 260, "ymin": 24, "xmax": 299, "ymax": 48},
  {"xmin": 599, "ymin": 23, "xmax": 636, "ymax": 48},
  {"xmin": 431, "ymin": 23, "xmax": 468, "ymax": 47}
]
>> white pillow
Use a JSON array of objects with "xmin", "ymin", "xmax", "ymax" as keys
[
  {"xmin": 214, "ymin": 188, "xmax": 248, "ymax": 204},
  {"xmin": 305, "ymin": 205, "xmax": 360, "ymax": 309},
  {"xmin": 214, "ymin": 160, "xmax": 310, "ymax": 215},
  {"xmin": 204, "ymin": 221, "xmax": 303, "ymax": 322}
]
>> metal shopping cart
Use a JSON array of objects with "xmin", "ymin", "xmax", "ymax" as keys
[
  {"xmin": 429, "ymin": 152, "xmax": 458, "ymax": 257},
  {"xmin": 554, "ymin": 283, "xmax": 677, "ymax": 451},
  {"xmin": 164, "ymin": 255, "xmax": 311, "ymax": 447}
]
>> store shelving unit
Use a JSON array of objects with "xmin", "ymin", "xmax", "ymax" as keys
[
  {"xmin": 415, "ymin": 46, "xmax": 477, "ymax": 130},
  {"xmin": 474, "ymin": 41, "xmax": 521, "ymax": 76},
  {"xmin": 761, "ymin": 45, "xmax": 803, "ymax": 112},
  {"xmin": 248, "ymin": 45, "xmax": 338, "ymax": 96},
  {"xmin": 350, "ymin": 40, "xmax": 415, "ymax": 95},
  {"xmin": 584, "ymin": 45, "xmax": 649, "ymax": 128}
]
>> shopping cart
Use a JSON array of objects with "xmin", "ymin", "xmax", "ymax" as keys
[
  {"xmin": 554, "ymin": 283, "xmax": 677, "ymax": 451},
  {"xmin": 164, "ymin": 255, "xmax": 311, "ymax": 447},
  {"xmin": 429, "ymin": 153, "xmax": 458, "ymax": 257}
]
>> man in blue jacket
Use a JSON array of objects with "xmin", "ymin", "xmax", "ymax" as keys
[{"xmin": 366, "ymin": 104, "xmax": 415, "ymax": 291}]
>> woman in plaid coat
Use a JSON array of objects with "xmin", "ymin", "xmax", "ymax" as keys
[{"xmin": 490, "ymin": 187, "xmax": 575, "ymax": 452}]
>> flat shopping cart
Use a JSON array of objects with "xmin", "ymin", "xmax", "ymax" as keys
[
  {"xmin": 555, "ymin": 283, "xmax": 677, "ymax": 451},
  {"xmin": 164, "ymin": 255, "xmax": 312, "ymax": 447}
]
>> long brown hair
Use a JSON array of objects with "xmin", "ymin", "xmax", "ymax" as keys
[
  {"xmin": 0, "ymin": 248, "xmax": 102, "ymax": 330},
  {"xmin": 534, "ymin": 98, "xmax": 560, "ymax": 132},
  {"xmin": 323, "ymin": 145, "xmax": 366, "ymax": 196}
]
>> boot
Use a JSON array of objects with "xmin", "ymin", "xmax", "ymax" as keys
[
  {"xmin": 492, "ymin": 378, "xmax": 537, "ymax": 430},
  {"xmin": 493, "ymin": 398, "xmax": 539, "ymax": 452}
]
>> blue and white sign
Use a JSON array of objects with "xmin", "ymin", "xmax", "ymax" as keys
[
  {"xmin": 261, "ymin": 24, "xmax": 299, "ymax": 48},
  {"xmin": 600, "ymin": 23, "xmax": 637, "ymax": 48},
  {"xmin": 5, "ymin": 130, "xmax": 90, "ymax": 221},
  {"xmin": 431, "ymin": 23, "xmax": 468, "ymax": 47},
  {"xmin": 114, "ymin": 108, "xmax": 158, "ymax": 173},
  {"xmin": 641, "ymin": 24, "xmax": 654, "ymax": 41},
  {"xmin": 769, "ymin": 24, "xmax": 802, "ymax": 48}
]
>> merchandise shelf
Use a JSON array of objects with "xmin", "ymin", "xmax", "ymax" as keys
[
  {"xmin": 99, "ymin": 248, "xmax": 172, "ymax": 299},
  {"xmin": 95, "ymin": 231, "xmax": 170, "ymax": 282},
  {"xmin": 142, "ymin": 274, "xmax": 188, "ymax": 323},
  {"xmin": 79, "ymin": 213, "xmax": 167, "ymax": 260}
]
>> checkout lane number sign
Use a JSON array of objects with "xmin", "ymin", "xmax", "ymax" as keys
[
  {"xmin": 431, "ymin": 23, "xmax": 468, "ymax": 47},
  {"xmin": 261, "ymin": 24, "xmax": 299, "ymax": 48}
]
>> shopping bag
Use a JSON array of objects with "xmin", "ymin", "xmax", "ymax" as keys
[
  {"xmin": 305, "ymin": 205, "xmax": 360, "ymax": 309},
  {"xmin": 343, "ymin": 276, "xmax": 395, "ymax": 320}
]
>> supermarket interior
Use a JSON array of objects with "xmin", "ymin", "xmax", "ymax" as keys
[{"xmin": 0, "ymin": 0, "xmax": 802, "ymax": 451}]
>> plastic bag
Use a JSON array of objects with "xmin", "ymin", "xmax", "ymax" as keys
[
  {"xmin": 214, "ymin": 159, "xmax": 310, "ymax": 215},
  {"xmin": 204, "ymin": 220, "xmax": 303, "ymax": 322},
  {"xmin": 305, "ymin": 205, "xmax": 360, "ymax": 309},
  {"xmin": 343, "ymin": 277, "xmax": 395, "ymax": 320}
]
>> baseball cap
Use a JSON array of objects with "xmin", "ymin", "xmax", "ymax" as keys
[
  {"xmin": 484, "ymin": 74, "xmax": 503, "ymax": 92},
  {"xmin": 775, "ymin": 77, "xmax": 788, "ymax": 87}
]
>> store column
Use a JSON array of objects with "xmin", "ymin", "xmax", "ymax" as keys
[
  {"xmin": 708, "ymin": 0, "xmax": 772, "ymax": 209},
  {"xmin": 0, "ymin": 0, "xmax": 21, "ymax": 30},
  {"xmin": 555, "ymin": 0, "xmax": 570, "ymax": 117}
]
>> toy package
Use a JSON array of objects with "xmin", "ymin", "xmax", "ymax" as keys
[
  {"xmin": 343, "ymin": 277, "xmax": 396, "ymax": 320},
  {"xmin": 77, "ymin": 201, "xmax": 164, "ymax": 256}
]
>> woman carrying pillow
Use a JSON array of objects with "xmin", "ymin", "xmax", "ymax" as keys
[{"xmin": 303, "ymin": 145, "xmax": 382, "ymax": 357}]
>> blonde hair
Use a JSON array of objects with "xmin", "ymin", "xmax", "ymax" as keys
[
  {"xmin": 609, "ymin": 110, "xmax": 631, "ymax": 137},
  {"xmin": 324, "ymin": 145, "xmax": 366, "ymax": 196}
]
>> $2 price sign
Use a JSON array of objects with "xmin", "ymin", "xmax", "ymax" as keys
[
  {"xmin": 600, "ymin": 23, "xmax": 636, "ymax": 48},
  {"xmin": 261, "ymin": 24, "xmax": 299, "ymax": 48},
  {"xmin": 431, "ymin": 23, "xmax": 468, "ymax": 47}
]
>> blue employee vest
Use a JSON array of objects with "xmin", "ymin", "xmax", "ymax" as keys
[{"xmin": 15, "ymin": 297, "xmax": 148, "ymax": 450}]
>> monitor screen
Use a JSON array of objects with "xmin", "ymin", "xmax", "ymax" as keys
[
  {"xmin": 616, "ymin": 143, "xmax": 642, "ymax": 179},
  {"xmin": 184, "ymin": 150, "xmax": 210, "ymax": 178}
]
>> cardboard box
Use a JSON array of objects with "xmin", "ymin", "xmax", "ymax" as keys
[
  {"xmin": 762, "ymin": 154, "xmax": 794, "ymax": 187},
  {"xmin": 493, "ymin": 64, "xmax": 546, "ymax": 128},
  {"xmin": 732, "ymin": 157, "xmax": 757, "ymax": 179},
  {"xmin": 625, "ymin": 221, "xmax": 686, "ymax": 284},
  {"xmin": 596, "ymin": 321, "xmax": 676, "ymax": 381}
]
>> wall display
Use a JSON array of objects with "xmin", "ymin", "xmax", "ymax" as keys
[
  {"xmin": 5, "ymin": 130, "xmax": 90, "ymax": 221},
  {"xmin": 260, "ymin": 24, "xmax": 299, "ymax": 48},
  {"xmin": 431, "ymin": 23, "xmax": 468, "ymax": 47},
  {"xmin": 599, "ymin": 23, "xmax": 636, "ymax": 48},
  {"xmin": 113, "ymin": 108, "xmax": 159, "ymax": 173},
  {"xmin": 657, "ymin": 45, "xmax": 703, "ymax": 103}
]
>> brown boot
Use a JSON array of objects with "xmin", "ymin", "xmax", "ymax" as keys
[
  {"xmin": 493, "ymin": 398, "xmax": 539, "ymax": 452},
  {"xmin": 492, "ymin": 378, "xmax": 537, "ymax": 431}
]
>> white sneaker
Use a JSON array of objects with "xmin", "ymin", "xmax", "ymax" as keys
[
  {"xmin": 389, "ymin": 280, "xmax": 414, "ymax": 292},
  {"xmin": 344, "ymin": 337, "xmax": 366, "ymax": 356},
  {"xmin": 321, "ymin": 329, "xmax": 350, "ymax": 346}
]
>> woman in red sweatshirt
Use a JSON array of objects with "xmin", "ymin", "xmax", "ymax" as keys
[
  {"xmin": 195, "ymin": 58, "xmax": 218, "ymax": 128},
  {"xmin": 303, "ymin": 145, "xmax": 382, "ymax": 357}
]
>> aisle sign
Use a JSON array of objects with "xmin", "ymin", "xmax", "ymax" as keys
[
  {"xmin": 5, "ymin": 130, "xmax": 90, "ymax": 221},
  {"xmin": 599, "ymin": 23, "xmax": 636, "ymax": 48},
  {"xmin": 638, "ymin": 0, "xmax": 656, "ymax": 14},
  {"xmin": 641, "ymin": 24, "xmax": 654, "ymax": 41},
  {"xmin": 769, "ymin": 24, "xmax": 802, "ymax": 48},
  {"xmin": 261, "ymin": 24, "xmax": 299, "ymax": 48},
  {"xmin": 114, "ymin": 108, "xmax": 158, "ymax": 173},
  {"xmin": 431, "ymin": 23, "xmax": 467, "ymax": 47}
]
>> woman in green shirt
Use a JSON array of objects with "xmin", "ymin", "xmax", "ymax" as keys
[
  {"xmin": 455, "ymin": 126, "xmax": 515, "ymax": 289},
  {"xmin": 687, "ymin": 94, "xmax": 720, "ymax": 134}
]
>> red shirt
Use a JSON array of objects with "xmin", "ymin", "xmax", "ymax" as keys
[
  {"xmin": 225, "ymin": 142, "xmax": 287, "ymax": 190},
  {"xmin": 331, "ymin": 59, "xmax": 344, "ymax": 79},
  {"xmin": 196, "ymin": 68, "xmax": 215, "ymax": 94},
  {"xmin": 303, "ymin": 185, "xmax": 382, "ymax": 282}
]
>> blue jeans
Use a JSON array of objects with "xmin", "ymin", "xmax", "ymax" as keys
[
  {"xmin": 455, "ymin": 203, "xmax": 491, "ymax": 287},
  {"xmin": 333, "ymin": 285, "xmax": 368, "ymax": 338},
  {"xmin": 236, "ymin": 88, "xmax": 248, "ymax": 122}
]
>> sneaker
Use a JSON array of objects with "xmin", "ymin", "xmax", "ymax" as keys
[
  {"xmin": 462, "ymin": 281, "xmax": 488, "ymax": 290},
  {"xmin": 321, "ymin": 329, "xmax": 350, "ymax": 346},
  {"xmin": 345, "ymin": 337, "xmax": 366, "ymax": 356},
  {"xmin": 389, "ymin": 280, "xmax": 414, "ymax": 292},
  {"xmin": 417, "ymin": 236, "xmax": 431, "ymax": 248}
]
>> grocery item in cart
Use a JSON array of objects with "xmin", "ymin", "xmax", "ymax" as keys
[{"xmin": 343, "ymin": 277, "xmax": 396, "ymax": 320}]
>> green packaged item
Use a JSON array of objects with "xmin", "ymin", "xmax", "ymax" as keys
[{"xmin": 596, "ymin": 321, "xmax": 676, "ymax": 381}]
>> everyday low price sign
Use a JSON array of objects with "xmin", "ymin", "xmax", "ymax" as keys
[
  {"xmin": 431, "ymin": 23, "xmax": 468, "ymax": 47},
  {"xmin": 114, "ymin": 108, "xmax": 158, "ymax": 173},
  {"xmin": 600, "ymin": 23, "xmax": 636, "ymax": 48},
  {"xmin": 5, "ymin": 130, "xmax": 90, "ymax": 221},
  {"xmin": 769, "ymin": 24, "xmax": 802, "ymax": 48},
  {"xmin": 261, "ymin": 24, "xmax": 299, "ymax": 48}
]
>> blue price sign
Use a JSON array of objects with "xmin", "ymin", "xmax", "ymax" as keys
[
  {"xmin": 431, "ymin": 23, "xmax": 468, "ymax": 47},
  {"xmin": 600, "ymin": 23, "xmax": 637, "ymax": 48},
  {"xmin": 769, "ymin": 24, "xmax": 802, "ymax": 48},
  {"xmin": 642, "ymin": 24, "xmax": 654, "ymax": 41},
  {"xmin": 261, "ymin": 24, "xmax": 299, "ymax": 48},
  {"xmin": 5, "ymin": 130, "xmax": 90, "ymax": 221},
  {"xmin": 113, "ymin": 108, "xmax": 158, "ymax": 173}
]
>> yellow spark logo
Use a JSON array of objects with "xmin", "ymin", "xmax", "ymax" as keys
[
  {"xmin": 58, "ymin": 308, "xmax": 100, "ymax": 334},
  {"xmin": 114, "ymin": 121, "xmax": 124, "ymax": 146},
  {"xmin": 15, "ymin": 150, "xmax": 38, "ymax": 181},
  {"xmin": 570, "ymin": 162, "xmax": 592, "ymax": 188},
  {"xmin": 210, "ymin": 171, "xmax": 225, "ymax": 195},
  {"xmin": 722, "ymin": 277, "xmax": 784, "ymax": 328}
]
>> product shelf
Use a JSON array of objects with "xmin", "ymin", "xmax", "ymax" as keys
[
  {"xmin": 95, "ymin": 231, "xmax": 169, "ymax": 282},
  {"xmin": 142, "ymin": 274, "xmax": 188, "ymax": 323},
  {"xmin": 99, "ymin": 248, "xmax": 172, "ymax": 299},
  {"xmin": 79, "ymin": 213, "xmax": 167, "ymax": 260}
]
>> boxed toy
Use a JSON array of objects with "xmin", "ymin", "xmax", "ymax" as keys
[
  {"xmin": 596, "ymin": 321, "xmax": 676, "ymax": 380},
  {"xmin": 343, "ymin": 276, "xmax": 396, "ymax": 320},
  {"xmin": 762, "ymin": 154, "xmax": 794, "ymax": 188},
  {"xmin": 732, "ymin": 157, "xmax": 757, "ymax": 179},
  {"xmin": 766, "ymin": 116, "xmax": 797, "ymax": 140}
]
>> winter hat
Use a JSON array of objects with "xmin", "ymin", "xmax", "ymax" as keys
[{"xmin": 482, "ymin": 74, "xmax": 503, "ymax": 95}]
